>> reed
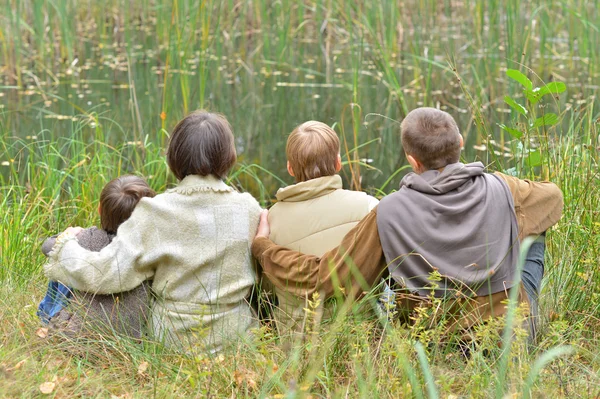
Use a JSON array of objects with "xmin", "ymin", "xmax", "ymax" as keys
[{"xmin": 1, "ymin": 0, "xmax": 599, "ymax": 397}]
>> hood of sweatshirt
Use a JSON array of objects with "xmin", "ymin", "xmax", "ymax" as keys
[{"xmin": 400, "ymin": 162, "xmax": 485, "ymax": 195}]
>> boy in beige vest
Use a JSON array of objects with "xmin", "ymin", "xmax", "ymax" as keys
[{"xmin": 267, "ymin": 121, "xmax": 379, "ymax": 339}]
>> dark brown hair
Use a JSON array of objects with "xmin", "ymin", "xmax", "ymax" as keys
[
  {"xmin": 167, "ymin": 110, "xmax": 237, "ymax": 180},
  {"xmin": 286, "ymin": 121, "xmax": 340, "ymax": 182},
  {"xmin": 401, "ymin": 107, "xmax": 462, "ymax": 170},
  {"xmin": 100, "ymin": 175, "xmax": 156, "ymax": 234}
]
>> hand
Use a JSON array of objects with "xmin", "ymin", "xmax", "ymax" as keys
[
  {"xmin": 255, "ymin": 210, "xmax": 270, "ymax": 239},
  {"xmin": 64, "ymin": 226, "xmax": 84, "ymax": 237}
]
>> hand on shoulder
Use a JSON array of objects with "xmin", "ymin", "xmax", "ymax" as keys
[{"xmin": 255, "ymin": 210, "xmax": 270, "ymax": 239}]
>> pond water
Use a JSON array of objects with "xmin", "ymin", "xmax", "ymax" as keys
[{"xmin": 1, "ymin": 1, "xmax": 598, "ymax": 196}]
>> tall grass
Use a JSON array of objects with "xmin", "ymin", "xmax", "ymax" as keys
[{"xmin": 1, "ymin": 0, "xmax": 599, "ymax": 397}]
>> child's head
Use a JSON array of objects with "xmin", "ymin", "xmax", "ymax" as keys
[
  {"xmin": 401, "ymin": 107, "xmax": 463, "ymax": 173},
  {"xmin": 286, "ymin": 121, "xmax": 341, "ymax": 183},
  {"xmin": 99, "ymin": 175, "xmax": 156, "ymax": 234},
  {"xmin": 167, "ymin": 110, "xmax": 237, "ymax": 181}
]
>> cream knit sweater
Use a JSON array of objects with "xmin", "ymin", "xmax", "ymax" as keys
[{"xmin": 44, "ymin": 174, "xmax": 262, "ymax": 353}]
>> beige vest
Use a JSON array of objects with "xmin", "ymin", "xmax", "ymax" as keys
[
  {"xmin": 267, "ymin": 175, "xmax": 378, "ymax": 340},
  {"xmin": 269, "ymin": 175, "xmax": 377, "ymax": 255}
]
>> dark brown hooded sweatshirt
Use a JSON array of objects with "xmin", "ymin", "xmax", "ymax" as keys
[{"xmin": 377, "ymin": 162, "xmax": 520, "ymax": 298}]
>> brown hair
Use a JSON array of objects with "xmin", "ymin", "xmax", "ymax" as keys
[
  {"xmin": 401, "ymin": 107, "xmax": 462, "ymax": 170},
  {"xmin": 100, "ymin": 175, "xmax": 156, "ymax": 234},
  {"xmin": 167, "ymin": 110, "xmax": 237, "ymax": 180},
  {"xmin": 286, "ymin": 121, "xmax": 340, "ymax": 182}
]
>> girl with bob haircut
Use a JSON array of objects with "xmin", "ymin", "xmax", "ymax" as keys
[{"xmin": 44, "ymin": 110, "xmax": 262, "ymax": 353}]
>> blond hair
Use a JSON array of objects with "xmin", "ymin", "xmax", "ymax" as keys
[
  {"xmin": 401, "ymin": 107, "xmax": 462, "ymax": 170},
  {"xmin": 286, "ymin": 121, "xmax": 340, "ymax": 182}
]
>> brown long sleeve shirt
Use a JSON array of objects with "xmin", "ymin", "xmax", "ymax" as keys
[{"xmin": 252, "ymin": 172, "xmax": 564, "ymax": 308}]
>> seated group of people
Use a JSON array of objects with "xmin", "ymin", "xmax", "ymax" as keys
[{"xmin": 40, "ymin": 107, "xmax": 563, "ymax": 353}]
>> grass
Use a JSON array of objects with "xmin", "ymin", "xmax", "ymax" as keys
[{"xmin": 1, "ymin": 0, "xmax": 600, "ymax": 397}]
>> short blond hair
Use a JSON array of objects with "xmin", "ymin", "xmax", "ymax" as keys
[
  {"xmin": 286, "ymin": 121, "xmax": 340, "ymax": 182},
  {"xmin": 401, "ymin": 107, "xmax": 462, "ymax": 170}
]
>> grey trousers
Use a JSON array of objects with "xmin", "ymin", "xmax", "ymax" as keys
[{"xmin": 521, "ymin": 237, "xmax": 546, "ymax": 338}]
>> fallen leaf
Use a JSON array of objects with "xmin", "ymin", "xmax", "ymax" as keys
[
  {"xmin": 233, "ymin": 368, "xmax": 258, "ymax": 390},
  {"xmin": 39, "ymin": 381, "xmax": 56, "ymax": 394},
  {"xmin": 36, "ymin": 328, "xmax": 49, "ymax": 339},
  {"xmin": 7, "ymin": 359, "xmax": 25, "ymax": 371},
  {"xmin": 137, "ymin": 361, "xmax": 149, "ymax": 375}
]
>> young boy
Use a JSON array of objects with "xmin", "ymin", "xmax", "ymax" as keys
[
  {"xmin": 253, "ymin": 108, "xmax": 563, "ymax": 335},
  {"xmin": 267, "ymin": 121, "xmax": 379, "ymax": 336},
  {"xmin": 38, "ymin": 175, "xmax": 156, "ymax": 338}
]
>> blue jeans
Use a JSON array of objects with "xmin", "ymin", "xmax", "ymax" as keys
[
  {"xmin": 37, "ymin": 281, "xmax": 73, "ymax": 323},
  {"xmin": 521, "ymin": 237, "xmax": 545, "ymax": 337}
]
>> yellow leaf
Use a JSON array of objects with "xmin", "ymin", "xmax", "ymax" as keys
[
  {"xmin": 36, "ymin": 328, "xmax": 49, "ymax": 339},
  {"xmin": 39, "ymin": 381, "xmax": 56, "ymax": 394},
  {"xmin": 233, "ymin": 368, "xmax": 258, "ymax": 390},
  {"xmin": 137, "ymin": 361, "xmax": 149, "ymax": 375},
  {"xmin": 7, "ymin": 359, "xmax": 26, "ymax": 371}
]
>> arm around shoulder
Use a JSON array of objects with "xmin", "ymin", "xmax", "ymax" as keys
[
  {"xmin": 44, "ymin": 199, "xmax": 156, "ymax": 294},
  {"xmin": 495, "ymin": 172, "xmax": 564, "ymax": 238},
  {"xmin": 252, "ymin": 208, "xmax": 386, "ymax": 300}
]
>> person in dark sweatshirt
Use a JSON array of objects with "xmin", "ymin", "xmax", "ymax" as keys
[
  {"xmin": 251, "ymin": 107, "xmax": 563, "ymax": 336},
  {"xmin": 38, "ymin": 175, "xmax": 156, "ymax": 339}
]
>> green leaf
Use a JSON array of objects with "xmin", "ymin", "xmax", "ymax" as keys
[
  {"xmin": 532, "ymin": 113, "xmax": 560, "ymax": 128},
  {"xmin": 526, "ymin": 149, "xmax": 542, "ymax": 167},
  {"xmin": 536, "ymin": 82, "xmax": 567, "ymax": 97},
  {"xmin": 525, "ymin": 89, "xmax": 541, "ymax": 105},
  {"xmin": 525, "ymin": 81, "xmax": 567, "ymax": 104},
  {"xmin": 498, "ymin": 123, "xmax": 524, "ymax": 139},
  {"xmin": 506, "ymin": 69, "xmax": 533, "ymax": 90},
  {"xmin": 504, "ymin": 96, "xmax": 528, "ymax": 116}
]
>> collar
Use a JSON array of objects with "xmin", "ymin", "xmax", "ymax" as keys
[
  {"xmin": 168, "ymin": 174, "xmax": 234, "ymax": 195},
  {"xmin": 276, "ymin": 175, "xmax": 342, "ymax": 202}
]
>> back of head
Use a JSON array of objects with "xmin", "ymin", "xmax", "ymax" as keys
[
  {"xmin": 401, "ymin": 107, "xmax": 462, "ymax": 170},
  {"xmin": 167, "ymin": 110, "xmax": 237, "ymax": 180},
  {"xmin": 286, "ymin": 121, "xmax": 340, "ymax": 183},
  {"xmin": 100, "ymin": 175, "xmax": 156, "ymax": 234}
]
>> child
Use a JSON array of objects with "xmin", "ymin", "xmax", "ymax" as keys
[
  {"xmin": 267, "ymin": 121, "xmax": 380, "ymax": 337},
  {"xmin": 38, "ymin": 175, "xmax": 156, "ymax": 338},
  {"xmin": 44, "ymin": 111, "xmax": 262, "ymax": 353},
  {"xmin": 253, "ymin": 108, "xmax": 563, "ymax": 336}
]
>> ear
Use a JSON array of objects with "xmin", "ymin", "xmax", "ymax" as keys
[
  {"xmin": 335, "ymin": 154, "xmax": 342, "ymax": 172},
  {"xmin": 286, "ymin": 161, "xmax": 295, "ymax": 177},
  {"xmin": 459, "ymin": 134, "xmax": 464, "ymax": 148},
  {"xmin": 406, "ymin": 154, "xmax": 423, "ymax": 174},
  {"xmin": 98, "ymin": 204, "xmax": 102, "ymax": 216}
]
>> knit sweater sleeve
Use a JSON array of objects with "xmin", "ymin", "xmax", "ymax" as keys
[
  {"xmin": 494, "ymin": 172, "xmax": 564, "ymax": 238},
  {"xmin": 252, "ymin": 208, "xmax": 387, "ymax": 300},
  {"xmin": 43, "ymin": 199, "xmax": 155, "ymax": 294}
]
